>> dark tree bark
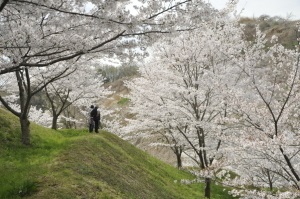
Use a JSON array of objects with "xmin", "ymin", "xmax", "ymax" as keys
[
  {"xmin": 17, "ymin": 69, "xmax": 32, "ymax": 145},
  {"xmin": 20, "ymin": 116, "xmax": 30, "ymax": 145},
  {"xmin": 204, "ymin": 178, "xmax": 211, "ymax": 199},
  {"xmin": 266, "ymin": 169, "xmax": 273, "ymax": 191},
  {"xmin": 173, "ymin": 145, "xmax": 183, "ymax": 169},
  {"xmin": 0, "ymin": 0, "xmax": 9, "ymax": 12},
  {"xmin": 52, "ymin": 115, "xmax": 58, "ymax": 130}
]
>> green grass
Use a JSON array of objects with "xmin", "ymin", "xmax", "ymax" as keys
[
  {"xmin": 117, "ymin": 97, "xmax": 130, "ymax": 105},
  {"xmin": 0, "ymin": 108, "xmax": 234, "ymax": 199}
]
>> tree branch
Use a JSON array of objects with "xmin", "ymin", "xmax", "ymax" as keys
[
  {"xmin": 0, "ymin": 0, "xmax": 9, "ymax": 12},
  {"xmin": 148, "ymin": 0, "xmax": 191, "ymax": 19}
]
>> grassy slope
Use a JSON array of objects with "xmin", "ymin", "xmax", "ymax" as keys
[{"xmin": 0, "ymin": 108, "xmax": 233, "ymax": 199}]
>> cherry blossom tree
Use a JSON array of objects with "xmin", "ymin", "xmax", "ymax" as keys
[
  {"xmin": 0, "ymin": 0, "xmax": 216, "ymax": 145},
  {"xmin": 43, "ymin": 65, "xmax": 110, "ymax": 130},
  {"xmin": 0, "ymin": 62, "xmax": 78, "ymax": 145},
  {"xmin": 124, "ymin": 15, "xmax": 245, "ymax": 198},
  {"xmin": 28, "ymin": 106, "xmax": 52, "ymax": 128},
  {"xmin": 122, "ymin": 6, "xmax": 300, "ymax": 197},
  {"xmin": 0, "ymin": 0, "xmax": 215, "ymax": 75},
  {"xmin": 222, "ymin": 27, "xmax": 300, "ymax": 198}
]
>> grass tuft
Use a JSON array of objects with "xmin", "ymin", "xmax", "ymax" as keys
[
  {"xmin": 117, "ymin": 97, "xmax": 130, "ymax": 105},
  {"xmin": 18, "ymin": 180, "xmax": 38, "ymax": 197}
]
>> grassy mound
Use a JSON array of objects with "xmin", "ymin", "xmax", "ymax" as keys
[{"xmin": 0, "ymin": 108, "xmax": 233, "ymax": 199}]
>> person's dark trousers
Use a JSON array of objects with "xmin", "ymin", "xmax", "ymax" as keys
[
  {"xmin": 94, "ymin": 120, "xmax": 100, "ymax": 133},
  {"xmin": 89, "ymin": 124, "xmax": 94, "ymax": 132},
  {"xmin": 89, "ymin": 118, "xmax": 94, "ymax": 132}
]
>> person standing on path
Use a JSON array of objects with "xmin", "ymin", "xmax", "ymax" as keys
[{"xmin": 91, "ymin": 106, "xmax": 101, "ymax": 133}]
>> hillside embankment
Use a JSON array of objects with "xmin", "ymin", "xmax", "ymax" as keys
[{"xmin": 0, "ymin": 108, "xmax": 233, "ymax": 199}]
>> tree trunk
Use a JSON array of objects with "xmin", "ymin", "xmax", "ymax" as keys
[
  {"xmin": 52, "ymin": 115, "xmax": 58, "ymax": 130},
  {"xmin": 266, "ymin": 169, "xmax": 273, "ymax": 191},
  {"xmin": 0, "ymin": 0, "xmax": 10, "ymax": 12},
  {"xmin": 20, "ymin": 117, "xmax": 31, "ymax": 145},
  {"xmin": 204, "ymin": 177, "xmax": 211, "ymax": 199},
  {"xmin": 173, "ymin": 145, "xmax": 183, "ymax": 169},
  {"xmin": 176, "ymin": 152, "xmax": 182, "ymax": 169}
]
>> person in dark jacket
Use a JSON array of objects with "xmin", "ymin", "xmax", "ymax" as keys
[
  {"xmin": 89, "ymin": 105, "xmax": 95, "ymax": 132},
  {"xmin": 91, "ymin": 106, "xmax": 101, "ymax": 133}
]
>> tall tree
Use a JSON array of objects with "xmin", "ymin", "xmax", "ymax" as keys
[
  {"xmin": 224, "ymin": 29, "xmax": 300, "ymax": 198},
  {"xmin": 0, "ymin": 63, "xmax": 76, "ymax": 145},
  {"xmin": 0, "ymin": 0, "xmax": 215, "ymax": 145},
  {"xmin": 124, "ymin": 16, "xmax": 245, "ymax": 198}
]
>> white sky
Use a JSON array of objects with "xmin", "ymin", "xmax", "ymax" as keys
[{"xmin": 208, "ymin": 0, "xmax": 300, "ymax": 20}]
